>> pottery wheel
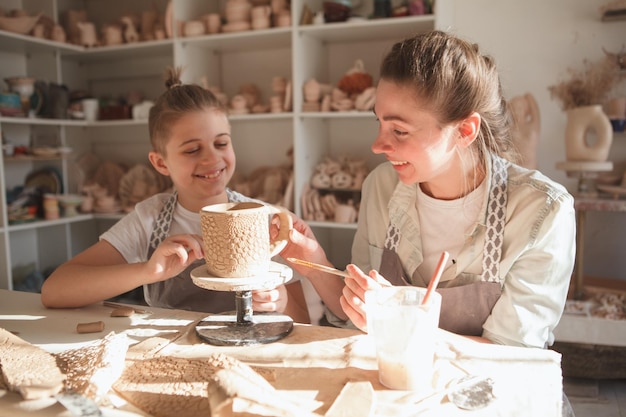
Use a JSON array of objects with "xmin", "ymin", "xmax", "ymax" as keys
[{"xmin": 190, "ymin": 262, "xmax": 294, "ymax": 346}]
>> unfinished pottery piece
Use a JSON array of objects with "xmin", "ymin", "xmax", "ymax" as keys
[{"xmin": 200, "ymin": 202, "xmax": 292, "ymax": 278}]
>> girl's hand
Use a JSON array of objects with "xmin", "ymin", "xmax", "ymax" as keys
[
  {"xmin": 145, "ymin": 234, "xmax": 204, "ymax": 282},
  {"xmin": 340, "ymin": 264, "xmax": 392, "ymax": 332},
  {"xmin": 252, "ymin": 285, "xmax": 287, "ymax": 313}
]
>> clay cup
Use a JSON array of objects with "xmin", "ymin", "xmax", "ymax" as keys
[{"xmin": 200, "ymin": 202, "xmax": 292, "ymax": 278}]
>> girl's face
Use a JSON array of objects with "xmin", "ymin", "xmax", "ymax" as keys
[
  {"xmin": 149, "ymin": 108, "xmax": 235, "ymax": 212},
  {"xmin": 372, "ymin": 79, "xmax": 468, "ymax": 199}
]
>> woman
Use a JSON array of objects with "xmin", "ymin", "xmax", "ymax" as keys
[{"xmin": 283, "ymin": 30, "xmax": 575, "ymax": 349}]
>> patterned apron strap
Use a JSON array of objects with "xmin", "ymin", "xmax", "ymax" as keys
[
  {"xmin": 481, "ymin": 154, "xmax": 509, "ymax": 283},
  {"xmin": 384, "ymin": 223, "xmax": 401, "ymax": 251},
  {"xmin": 148, "ymin": 191, "xmax": 178, "ymax": 252}
]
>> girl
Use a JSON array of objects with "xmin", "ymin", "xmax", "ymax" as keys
[{"xmin": 42, "ymin": 67, "xmax": 309, "ymax": 323}]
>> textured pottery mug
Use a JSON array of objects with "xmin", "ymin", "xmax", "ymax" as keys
[{"xmin": 200, "ymin": 202, "xmax": 292, "ymax": 278}]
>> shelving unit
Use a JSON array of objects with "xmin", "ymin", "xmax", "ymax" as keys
[{"xmin": 0, "ymin": 0, "xmax": 450, "ymax": 290}]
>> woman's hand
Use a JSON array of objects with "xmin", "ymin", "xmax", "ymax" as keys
[
  {"xmin": 279, "ymin": 214, "xmax": 329, "ymax": 275},
  {"xmin": 145, "ymin": 234, "xmax": 204, "ymax": 282},
  {"xmin": 340, "ymin": 264, "xmax": 392, "ymax": 332}
]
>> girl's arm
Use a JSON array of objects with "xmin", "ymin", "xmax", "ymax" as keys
[{"xmin": 41, "ymin": 234, "xmax": 204, "ymax": 308}]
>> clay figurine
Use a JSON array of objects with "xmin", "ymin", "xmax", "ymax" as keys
[
  {"xmin": 120, "ymin": 16, "xmax": 139, "ymax": 43},
  {"xmin": 508, "ymin": 93, "xmax": 540, "ymax": 169}
]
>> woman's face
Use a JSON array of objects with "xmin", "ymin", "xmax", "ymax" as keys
[
  {"xmin": 149, "ymin": 108, "xmax": 235, "ymax": 212},
  {"xmin": 372, "ymin": 79, "xmax": 462, "ymax": 191}
]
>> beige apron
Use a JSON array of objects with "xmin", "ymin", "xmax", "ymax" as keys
[
  {"xmin": 143, "ymin": 190, "xmax": 251, "ymax": 313},
  {"xmin": 379, "ymin": 155, "xmax": 509, "ymax": 336}
]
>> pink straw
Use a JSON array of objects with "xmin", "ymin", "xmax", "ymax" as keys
[{"xmin": 422, "ymin": 251, "xmax": 449, "ymax": 306}]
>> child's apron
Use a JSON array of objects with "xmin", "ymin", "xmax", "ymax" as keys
[{"xmin": 143, "ymin": 190, "xmax": 250, "ymax": 313}]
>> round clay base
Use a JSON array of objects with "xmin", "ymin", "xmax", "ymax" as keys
[{"xmin": 195, "ymin": 312, "xmax": 293, "ymax": 346}]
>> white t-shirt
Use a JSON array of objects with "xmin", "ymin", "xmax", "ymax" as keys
[{"xmin": 416, "ymin": 179, "xmax": 487, "ymax": 282}]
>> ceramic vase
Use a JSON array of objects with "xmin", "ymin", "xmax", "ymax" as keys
[{"xmin": 564, "ymin": 105, "xmax": 613, "ymax": 162}]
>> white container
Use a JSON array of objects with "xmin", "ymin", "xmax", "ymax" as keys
[
  {"xmin": 366, "ymin": 286, "xmax": 442, "ymax": 392},
  {"xmin": 82, "ymin": 98, "xmax": 99, "ymax": 122}
]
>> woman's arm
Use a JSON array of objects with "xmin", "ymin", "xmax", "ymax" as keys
[{"xmin": 482, "ymin": 192, "xmax": 576, "ymax": 348}]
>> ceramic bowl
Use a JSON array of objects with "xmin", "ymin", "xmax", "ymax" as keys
[
  {"xmin": 610, "ymin": 118, "xmax": 626, "ymax": 133},
  {"xmin": 0, "ymin": 14, "xmax": 41, "ymax": 35},
  {"xmin": 31, "ymin": 147, "xmax": 59, "ymax": 157}
]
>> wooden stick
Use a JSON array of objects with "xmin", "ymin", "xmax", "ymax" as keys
[{"xmin": 287, "ymin": 258, "xmax": 351, "ymax": 278}]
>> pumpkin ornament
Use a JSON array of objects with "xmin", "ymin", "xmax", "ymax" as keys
[{"xmin": 337, "ymin": 59, "xmax": 374, "ymax": 98}]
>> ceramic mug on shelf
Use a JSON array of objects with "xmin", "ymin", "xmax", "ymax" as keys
[
  {"xmin": 82, "ymin": 98, "xmax": 99, "ymax": 122},
  {"xmin": 200, "ymin": 202, "xmax": 292, "ymax": 278},
  {"xmin": 204, "ymin": 13, "xmax": 222, "ymax": 34}
]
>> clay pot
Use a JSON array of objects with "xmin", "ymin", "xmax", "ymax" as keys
[
  {"xmin": 252, "ymin": 5, "xmax": 271, "ymax": 18},
  {"xmin": 225, "ymin": 0, "xmax": 252, "ymax": 23},
  {"xmin": 76, "ymin": 21, "xmax": 98, "ymax": 47},
  {"xmin": 204, "ymin": 13, "xmax": 222, "ymax": 34},
  {"xmin": 64, "ymin": 9, "xmax": 87, "ymax": 44},
  {"xmin": 51, "ymin": 25, "xmax": 66, "ymax": 43},
  {"xmin": 275, "ymin": 11, "xmax": 291, "ymax": 27},
  {"xmin": 140, "ymin": 10, "xmax": 157, "ymax": 41},
  {"xmin": 183, "ymin": 20, "xmax": 205, "ymax": 37},
  {"xmin": 102, "ymin": 25, "xmax": 123, "ymax": 46},
  {"xmin": 271, "ymin": 0, "xmax": 288, "ymax": 15},
  {"xmin": 32, "ymin": 23, "xmax": 46, "ymax": 38},
  {"xmin": 304, "ymin": 79, "xmax": 321, "ymax": 103},
  {"xmin": 251, "ymin": 5, "xmax": 271, "ymax": 29},
  {"xmin": 272, "ymin": 76, "xmax": 287, "ymax": 95},
  {"xmin": 334, "ymin": 204, "xmax": 357, "ymax": 223}
]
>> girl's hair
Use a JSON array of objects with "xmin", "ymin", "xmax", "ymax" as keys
[
  {"xmin": 148, "ymin": 67, "xmax": 227, "ymax": 154},
  {"xmin": 380, "ymin": 30, "xmax": 516, "ymax": 166}
]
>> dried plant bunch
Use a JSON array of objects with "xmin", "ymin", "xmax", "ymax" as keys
[{"xmin": 548, "ymin": 55, "xmax": 625, "ymax": 111}]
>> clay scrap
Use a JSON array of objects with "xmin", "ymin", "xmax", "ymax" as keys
[
  {"xmin": 114, "ymin": 353, "xmax": 321, "ymax": 417},
  {"xmin": 55, "ymin": 331, "xmax": 128, "ymax": 401},
  {"xmin": 0, "ymin": 327, "xmax": 65, "ymax": 399}
]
